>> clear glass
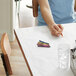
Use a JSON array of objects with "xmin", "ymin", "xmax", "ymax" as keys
[{"xmin": 58, "ymin": 43, "xmax": 70, "ymax": 70}]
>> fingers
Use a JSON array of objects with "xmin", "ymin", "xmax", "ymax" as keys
[
  {"xmin": 51, "ymin": 26, "xmax": 61, "ymax": 37},
  {"xmin": 58, "ymin": 24, "xmax": 63, "ymax": 31},
  {"xmin": 51, "ymin": 31, "xmax": 60, "ymax": 37},
  {"xmin": 54, "ymin": 25, "xmax": 61, "ymax": 32},
  {"xmin": 54, "ymin": 24, "xmax": 63, "ymax": 32},
  {"xmin": 50, "ymin": 24, "xmax": 64, "ymax": 37}
]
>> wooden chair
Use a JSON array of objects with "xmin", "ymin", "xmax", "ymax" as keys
[
  {"xmin": 75, "ymin": 0, "xmax": 76, "ymax": 11},
  {"xmin": 32, "ymin": 0, "xmax": 39, "ymax": 17},
  {"xmin": 1, "ymin": 33, "xmax": 12, "ymax": 76},
  {"xmin": 26, "ymin": 0, "xmax": 38, "ymax": 17}
]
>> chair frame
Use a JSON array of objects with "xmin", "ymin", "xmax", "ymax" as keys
[
  {"xmin": 0, "ymin": 33, "xmax": 12, "ymax": 76},
  {"xmin": 32, "ymin": 0, "xmax": 39, "ymax": 17}
]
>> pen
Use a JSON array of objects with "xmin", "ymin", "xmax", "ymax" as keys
[{"xmin": 39, "ymin": 40, "xmax": 49, "ymax": 44}]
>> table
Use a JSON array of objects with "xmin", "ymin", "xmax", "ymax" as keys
[{"xmin": 14, "ymin": 23, "xmax": 76, "ymax": 76}]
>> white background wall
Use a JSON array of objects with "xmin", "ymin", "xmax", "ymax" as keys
[
  {"xmin": 0, "ymin": 0, "xmax": 18, "ymax": 41},
  {"xmin": 0, "ymin": 0, "xmax": 35, "ymax": 41},
  {"xmin": 0, "ymin": 0, "xmax": 10, "ymax": 37},
  {"xmin": 19, "ymin": 0, "xmax": 35, "ymax": 27}
]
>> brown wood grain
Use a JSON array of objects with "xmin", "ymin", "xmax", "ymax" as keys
[
  {"xmin": 1, "ymin": 33, "xmax": 12, "ymax": 75},
  {"xmin": 74, "ymin": 0, "xmax": 76, "ymax": 11},
  {"xmin": 32, "ymin": 0, "xmax": 38, "ymax": 17}
]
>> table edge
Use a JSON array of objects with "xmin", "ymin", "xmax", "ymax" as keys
[{"xmin": 14, "ymin": 30, "xmax": 33, "ymax": 76}]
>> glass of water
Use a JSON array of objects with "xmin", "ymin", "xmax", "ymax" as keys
[{"xmin": 58, "ymin": 43, "xmax": 70, "ymax": 70}]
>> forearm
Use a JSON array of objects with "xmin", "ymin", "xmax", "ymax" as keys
[
  {"xmin": 40, "ymin": 6, "xmax": 55, "ymax": 28},
  {"xmin": 38, "ymin": 0, "xmax": 63, "ymax": 37},
  {"xmin": 38, "ymin": 0, "xmax": 55, "ymax": 28}
]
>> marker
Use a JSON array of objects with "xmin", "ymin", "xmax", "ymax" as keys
[
  {"xmin": 37, "ymin": 44, "xmax": 50, "ymax": 47},
  {"xmin": 38, "ymin": 45, "xmax": 50, "ymax": 47},
  {"xmin": 37, "ymin": 40, "xmax": 50, "ymax": 48},
  {"xmin": 39, "ymin": 40, "xmax": 49, "ymax": 44}
]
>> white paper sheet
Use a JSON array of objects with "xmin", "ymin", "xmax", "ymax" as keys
[{"xmin": 15, "ymin": 23, "xmax": 76, "ymax": 76}]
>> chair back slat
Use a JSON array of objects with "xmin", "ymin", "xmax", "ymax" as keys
[
  {"xmin": 75, "ymin": 0, "xmax": 76, "ymax": 11},
  {"xmin": 32, "ymin": 0, "xmax": 38, "ymax": 17},
  {"xmin": 1, "ymin": 33, "xmax": 12, "ymax": 75}
]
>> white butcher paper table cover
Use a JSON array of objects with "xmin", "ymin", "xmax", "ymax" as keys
[{"xmin": 15, "ymin": 23, "xmax": 76, "ymax": 76}]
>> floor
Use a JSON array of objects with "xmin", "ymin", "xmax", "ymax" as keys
[
  {"xmin": 0, "ymin": 39, "xmax": 30, "ymax": 76},
  {"xmin": 19, "ymin": 0, "xmax": 35, "ymax": 28}
]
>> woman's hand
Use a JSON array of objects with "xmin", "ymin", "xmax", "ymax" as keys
[{"xmin": 49, "ymin": 24, "xmax": 63, "ymax": 37}]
